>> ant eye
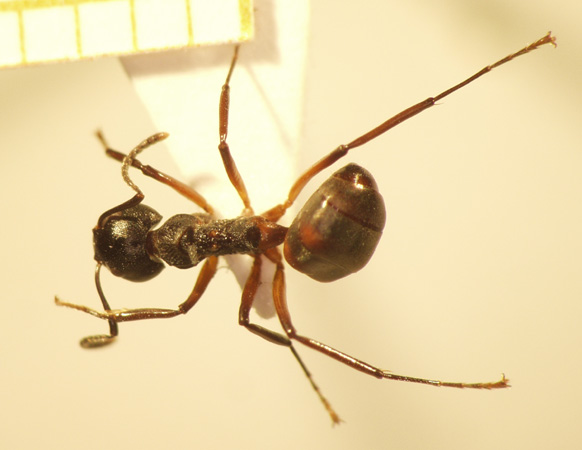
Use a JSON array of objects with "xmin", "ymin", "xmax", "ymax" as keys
[{"xmin": 93, "ymin": 205, "xmax": 164, "ymax": 282}]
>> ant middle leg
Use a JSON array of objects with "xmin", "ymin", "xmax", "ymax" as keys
[
  {"xmin": 265, "ymin": 247, "xmax": 509, "ymax": 390},
  {"xmin": 238, "ymin": 254, "xmax": 342, "ymax": 424},
  {"xmin": 217, "ymin": 45, "xmax": 253, "ymax": 214},
  {"xmin": 97, "ymin": 45, "xmax": 253, "ymax": 216},
  {"xmin": 238, "ymin": 255, "xmax": 290, "ymax": 345}
]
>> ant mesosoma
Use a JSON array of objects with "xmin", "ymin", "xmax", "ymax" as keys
[{"xmin": 56, "ymin": 32, "xmax": 556, "ymax": 424}]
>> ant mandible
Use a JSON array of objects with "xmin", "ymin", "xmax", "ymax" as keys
[{"xmin": 56, "ymin": 32, "xmax": 556, "ymax": 424}]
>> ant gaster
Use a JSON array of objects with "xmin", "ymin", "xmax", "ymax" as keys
[{"xmin": 56, "ymin": 33, "xmax": 556, "ymax": 424}]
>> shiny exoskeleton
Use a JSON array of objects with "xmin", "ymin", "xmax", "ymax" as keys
[
  {"xmin": 95, "ymin": 163, "xmax": 384, "ymax": 285},
  {"xmin": 284, "ymin": 164, "xmax": 386, "ymax": 282},
  {"xmin": 95, "ymin": 205, "xmax": 287, "ymax": 278},
  {"xmin": 56, "ymin": 33, "xmax": 556, "ymax": 424}
]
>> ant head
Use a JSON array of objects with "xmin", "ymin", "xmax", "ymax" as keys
[{"xmin": 93, "ymin": 204, "xmax": 165, "ymax": 282}]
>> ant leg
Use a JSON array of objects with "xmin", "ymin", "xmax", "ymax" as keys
[
  {"xmin": 262, "ymin": 32, "xmax": 556, "ymax": 222},
  {"xmin": 217, "ymin": 45, "xmax": 253, "ymax": 214},
  {"xmin": 266, "ymin": 247, "xmax": 509, "ymax": 390},
  {"xmin": 238, "ymin": 255, "xmax": 292, "ymax": 345},
  {"xmin": 74, "ymin": 263, "xmax": 119, "ymax": 348},
  {"xmin": 238, "ymin": 254, "xmax": 342, "ymax": 425},
  {"xmin": 96, "ymin": 131, "xmax": 214, "ymax": 214},
  {"xmin": 56, "ymin": 256, "xmax": 219, "ymax": 330},
  {"xmin": 98, "ymin": 46, "xmax": 253, "ymax": 215}
]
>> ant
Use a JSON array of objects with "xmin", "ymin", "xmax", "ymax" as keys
[{"xmin": 56, "ymin": 32, "xmax": 556, "ymax": 424}]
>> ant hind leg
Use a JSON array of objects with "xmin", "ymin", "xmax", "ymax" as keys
[{"xmin": 266, "ymin": 247, "xmax": 509, "ymax": 390}]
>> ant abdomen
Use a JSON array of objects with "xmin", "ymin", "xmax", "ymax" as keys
[{"xmin": 284, "ymin": 163, "xmax": 386, "ymax": 282}]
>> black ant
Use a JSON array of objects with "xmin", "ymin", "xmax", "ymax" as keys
[{"xmin": 56, "ymin": 32, "xmax": 556, "ymax": 424}]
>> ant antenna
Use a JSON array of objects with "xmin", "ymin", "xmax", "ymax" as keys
[
  {"xmin": 93, "ymin": 131, "xmax": 169, "ymax": 229},
  {"xmin": 96, "ymin": 130, "xmax": 169, "ymax": 196},
  {"xmin": 122, "ymin": 132, "xmax": 170, "ymax": 195}
]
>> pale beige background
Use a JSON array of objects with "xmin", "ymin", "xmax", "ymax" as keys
[{"xmin": 1, "ymin": 1, "xmax": 580, "ymax": 449}]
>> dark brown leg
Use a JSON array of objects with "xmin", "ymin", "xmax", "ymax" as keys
[
  {"xmin": 238, "ymin": 254, "xmax": 342, "ymax": 424},
  {"xmin": 97, "ymin": 131, "xmax": 214, "ymax": 214},
  {"xmin": 56, "ymin": 256, "xmax": 219, "ymax": 333},
  {"xmin": 262, "ymin": 32, "xmax": 556, "ymax": 221},
  {"xmin": 266, "ymin": 247, "xmax": 509, "ymax": 390},
  {"xmin": 217, "ymin": 45, "xmax": 253, "ymax": 214},
  {"xmin": 75, "ymin": 263, "xmax": 119, "ymax": 348}
]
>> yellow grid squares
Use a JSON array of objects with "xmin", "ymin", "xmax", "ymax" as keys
[{"xmin": 0, "ymin": 0, "xmax": 254, "ymax": 67}]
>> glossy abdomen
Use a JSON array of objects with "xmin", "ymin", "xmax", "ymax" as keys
[{"xmin": 284, "ymin": 164, "xmax": 386, "ymax": 282}]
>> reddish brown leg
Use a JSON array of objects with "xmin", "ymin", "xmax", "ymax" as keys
[
  {"xmin": 238, "ymin": 254, "xmax": 342, "ymax": 425},
  {"xmin": 55, "ymin": 256, "xmax": 219, "ymax": 344},
  {"xmin": 265, "ymin": 247, "xmax": 509, "ymax": 390},
  {"xmin": 262, "ymin": 32, "xmax": 556, "ymax": 222},
  {"xmin": 217, "ymin": 45, "xmax": 253, "ymax": 214},
  {"xmin": 97, "ymin": 131, "xmax": 214, "ymax": 214},
  {"xmin": 238, "ymin": 255, "xmax": 290, "ymax": 345}
]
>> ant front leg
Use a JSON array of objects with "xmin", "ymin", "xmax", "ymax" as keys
[
  {"xmin": 266, "ymin": 247, "xmax": 509, "ymax": 390},
  {"xmin": 96, "ymin": 131, "xmax": 215, "ymax": 214},
  {"xmin": 56, "ymin": 256, "xmax": 219, "ymax": 347},
  {"xmin": 76, "ymin": 263, "xmax": 119, "ymax": 348}
]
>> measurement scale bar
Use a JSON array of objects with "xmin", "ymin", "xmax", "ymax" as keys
[{"xmin": 0, "ymin": 0, "xmax": 253, "ymax": 67}]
